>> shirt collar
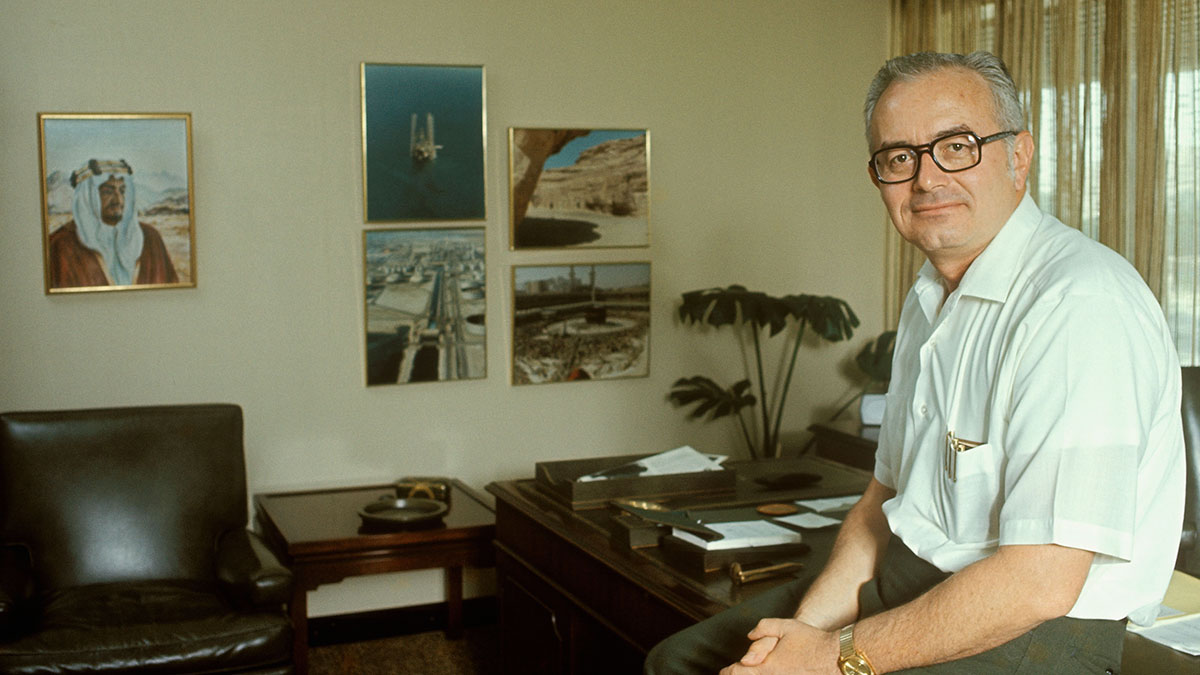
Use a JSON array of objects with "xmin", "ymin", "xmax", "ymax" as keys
[
  {"xmin": 909, "ymin": 193, "xmax": 1041, "ymax": 321},
  {"xmin": 956, "ymin": 192, "xmax": 1041, "ymax": 302}
]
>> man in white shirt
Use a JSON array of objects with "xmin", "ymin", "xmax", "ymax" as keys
[{"xmin": 645, "ymin": 51, "xmax": 1184, "ymax": 675}]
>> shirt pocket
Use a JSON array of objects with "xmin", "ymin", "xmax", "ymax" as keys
[{"xmin": 937, "ymin": 441, "xmax": 1003, "ymax": 544}]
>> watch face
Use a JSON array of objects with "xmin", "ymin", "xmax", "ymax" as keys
[{"xmin": 839, "ymin": 655, "xmax": 875, "ymax": 675}]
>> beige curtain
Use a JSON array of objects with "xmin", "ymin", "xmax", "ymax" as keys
[{"xmin": 883, "ymin": 1, "xmax": 1200, "ymax": 366}]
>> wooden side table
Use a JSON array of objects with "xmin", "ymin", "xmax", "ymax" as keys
[{"xmin": 254, "ymin": 479, "xmax": 495, "ymax": 674}]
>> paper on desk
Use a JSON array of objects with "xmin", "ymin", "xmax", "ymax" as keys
[
  {"xmin": 577, "ymin": 446, "xmax": 726, "ymax": 482},
  {"xmin": 673, "ymin": 519, "xmax": 803, "ymax": 550},
  {"xmin": 1126, "ymin": 570, "xmax": 1200, "ymax": 656},
  {"xmin": 774, "ymin": 512, "xmax": 843, "ymax": 529},
  {"xmin": 1128, "ymin": 614, "xmax": 1200, "ymax": 656},
  {"xmin": 794, "ymin": 494, "xmax": 861, "ymax": 513}
]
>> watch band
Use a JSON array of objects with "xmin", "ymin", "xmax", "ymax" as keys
[
  {"xmin": 838, "ymin": 623, "xmax": 856, "ymax": 659},
  {"xmin": 837, "ymin": 623, "xmax": 877, "ymax": 675}
]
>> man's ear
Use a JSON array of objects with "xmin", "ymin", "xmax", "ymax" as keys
[
  {"xmin": 1011, "ymin": 130, "xmax": 1035, "ymax": 190},
  {"xmin": 867, "ymin": 162, "xmax": 881, "ymax": 188}
]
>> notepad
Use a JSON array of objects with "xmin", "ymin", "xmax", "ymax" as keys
[
  {"xmin": 775, "ymin": 512, "xmax": 843, "ymax": 529},
  {"xmin": 672, "ymin": 520, "xmax": 803, "ymax": 551},
  {"xmin": 794, "ymin": 494, "xmax": 861, "ymax": 513}
]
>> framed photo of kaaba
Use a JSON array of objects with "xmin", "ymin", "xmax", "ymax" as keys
[
  {"xmin": 38, "ymin": 113, "xmax": 196, "ymax": 294},
  {"xmin": 511, "ymin": 262, "xmax": 650, "ymax": 384},
  {"xmin": 363, "ymin": 227, "xmax": 486, "ymax": 385},
  {"xmin": 508, "ymin": 128, "xmax": 649, "ymax": 249},
  {"xmin": 361, "ymin": 63, "xmax": 487, "ymax": 223}
]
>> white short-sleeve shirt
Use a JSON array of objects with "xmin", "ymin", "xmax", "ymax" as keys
[{"xmin": 875, "ymin": 194, "xmax": 1185, "ymax": 626}]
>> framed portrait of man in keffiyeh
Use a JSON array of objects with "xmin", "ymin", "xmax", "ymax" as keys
[{"xmin": 38, "ymin": 113, "xmax": 196, "ymax": 294}]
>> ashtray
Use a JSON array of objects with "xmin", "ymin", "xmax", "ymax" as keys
[{"xmin": 358, "ymin": 497, "xmax": 448, "ymax": 529}]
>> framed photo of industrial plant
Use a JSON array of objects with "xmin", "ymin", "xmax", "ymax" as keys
[
  {"xmin": 510, "ymin": 262, "xmax": 650, "ymax": 385},
  {"xmin": 363, "ymin": 227, "xmax": 486, "ymax": 386},
  {"xmin": 38, "ymin": 113, "xmax": 196, "ymax": 294},
  {"xmin": 361, "ymin": 63, "xmax": 487, "ymax": 223},
  {"xmin": 508, "ymin": 128, "xmax": 649, "ymax": 249}
]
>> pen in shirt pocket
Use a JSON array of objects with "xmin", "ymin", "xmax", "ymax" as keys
[{"xmin": 944, "ymin": 431, "xmax": 982, "ymax": 482}]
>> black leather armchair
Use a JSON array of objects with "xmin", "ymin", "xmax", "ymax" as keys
[
  {"xmin": 0, "ymin": 404, "xmax": 293, "ymax": 674},
  {"xmin": 1179, "ymin": 366, "xmax": 1200, "ymax": 575}
]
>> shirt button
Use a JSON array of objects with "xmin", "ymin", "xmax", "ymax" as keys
[{"xmin": 919, "ymin": 405, "xmax": 928, "ymax": 416}]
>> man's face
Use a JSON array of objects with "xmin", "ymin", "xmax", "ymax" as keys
[
  {"xmin": 868, "ymin": 68, "xmax": 1032, "ymax": 269},
  {"xmin": 98, "ymin": 176, "xmax": 126, "ymax": 225}
]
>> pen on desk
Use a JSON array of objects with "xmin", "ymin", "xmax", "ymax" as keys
[
  {"xmin": 591, "ymin": 463, "xmax": 648, "ymax": 480},
  {"xmin": 729, "ymin": 560, "xmax": 804, "ymax": 585}
]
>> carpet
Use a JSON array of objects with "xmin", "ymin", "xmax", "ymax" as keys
[{"xmin": 308, "ymin": 624, "xmax": 500, "ymax": 675}]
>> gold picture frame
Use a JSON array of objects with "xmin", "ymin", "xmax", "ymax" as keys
[
  {"xmin": 511, "ymin": 262, "xmax": 651, "ymax": 384},
  {"xmin": 361, "ymin": 63, "xmax": 487, "ymax": 223},
  {"xmin": 363, "ymin": 227, "xmax": 487, "ymax": 386},
  {"xmin": 508, "ymin": 128, "xmax": 650, "ymax": 250},
  {"xmin": 38, "ymin": 112, "xmax": 196, "ymax": 294}
]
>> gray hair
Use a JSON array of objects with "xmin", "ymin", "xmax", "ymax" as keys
[{"xmin": 863, "ymin": 51, "xmax": 1026, "ymax": 147}]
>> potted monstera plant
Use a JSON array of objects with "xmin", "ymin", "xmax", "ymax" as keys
[{"xmin": 669, "ymin": 285, "xmax": 859, "ymax": 459}]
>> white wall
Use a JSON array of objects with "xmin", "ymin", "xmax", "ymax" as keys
[{"xmin": 0, "ymin": 0, "xmax": 889, "ymax": 615}]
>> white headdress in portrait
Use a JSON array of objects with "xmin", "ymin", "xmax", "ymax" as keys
[{"xmin": 70, "ymin": 159, "xmax": 143, "ymax": 285}]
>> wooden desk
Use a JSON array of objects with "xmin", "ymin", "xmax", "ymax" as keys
[
  {"xmin": 255, "ymin": 480, "xmax": 495, "ymax": 674},
  {"xmin": 486, "ymin": 456, "xmax": 870, "ymax": 674}
]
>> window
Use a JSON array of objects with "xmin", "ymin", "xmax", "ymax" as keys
[{"xmin": 886, "ymin": 0, "xmax": 1200, "ymax": 363}]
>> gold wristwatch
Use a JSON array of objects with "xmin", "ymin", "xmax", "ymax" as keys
[{"xmin": 837, "ymin": 623, "xmax": 877, "ymax": 675}]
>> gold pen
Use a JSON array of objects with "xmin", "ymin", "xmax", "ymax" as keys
[
  {"xmin": 944, "ymin": 431, "xmax": 981, "ymax": 482},
  {"xmin": 729, "ymin": 560, "xmax": 804, "ymax": 585}
]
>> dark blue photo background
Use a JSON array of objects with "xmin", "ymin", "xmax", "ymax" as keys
[{"xmin": 364, "ymin": 64, "xmax": 485, "ymax": 221}]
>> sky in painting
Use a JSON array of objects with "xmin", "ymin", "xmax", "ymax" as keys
[{"xmin": 542, "ymin": 129, "xmax": 645, "ymax": 169}]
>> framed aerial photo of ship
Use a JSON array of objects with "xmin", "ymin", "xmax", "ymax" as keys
[
  {"xmin": 363, "ymin": 227, "xmax": 486, "ymax": 386},
  {"xmin": 38, "ymin": 113, "xmax": 196, "ymax": 294},
  {"xmin": 508, "ymin": 128, "xmax": 649, "ymax": 249},
  {"xmin": 511, "ymin": 262, "xmax": 650, "ymax": 385},
  {"xmin": 361, "ymin": 63, "xmax": 486, "ymax": 223}
]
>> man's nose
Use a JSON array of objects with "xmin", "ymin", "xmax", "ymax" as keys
[{"xmin": 913, "ymin": 148, "xmax": 950, "ymax": 189}]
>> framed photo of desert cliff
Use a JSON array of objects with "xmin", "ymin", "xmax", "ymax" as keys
[
  {"xmin": 508, "ymin": 128, "xmax": 650, "ymax": 249},
  {"xmin": 38, "ymin": 113, "xmax": 196, "ymax": 294}
]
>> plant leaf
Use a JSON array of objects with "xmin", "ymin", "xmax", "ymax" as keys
[
  {"xmin": 677, "ymin": 285, "xmax": 792, "ymax": 332},
  {"xmin": 780, "ymin": 294, "xmax": 860, "ymax": 342},
  {"xmin": 855, "ymin": 330, "xmax": 896, "ymax": 382},
  {"xmin": 667, "ymin": 376, "xmax": 757, "ymax": 421}
]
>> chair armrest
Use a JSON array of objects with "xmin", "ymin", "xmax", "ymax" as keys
[
  {"xmin": 1181, "ymin": 524, "xmax": 1200, "ymax": 577},
  {"xmin": 0, "ymin": 545, "xmax": 35, "ymax": 638},
  {"xmin": 215, "ymin": 529, "xmax": 293, "ymax": 609}
]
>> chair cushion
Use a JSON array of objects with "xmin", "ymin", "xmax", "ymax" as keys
[{"xmin": 0, "ymin": 580, "xmax": 291, "ymax": 674}]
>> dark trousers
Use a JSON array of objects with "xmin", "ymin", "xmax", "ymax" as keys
[{"xmin": 643, "ymin": 536, "xmax": 1125, "ymax": 674}]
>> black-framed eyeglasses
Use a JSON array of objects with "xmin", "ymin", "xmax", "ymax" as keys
[{"xmin": 869, "ymin": 130, "xmax": 1018, "ymax": 184}]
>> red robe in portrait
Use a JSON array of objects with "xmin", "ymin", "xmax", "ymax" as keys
[{"xmin": 48, "ymin": 221, "xmax": 179, "ymax": 289}]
